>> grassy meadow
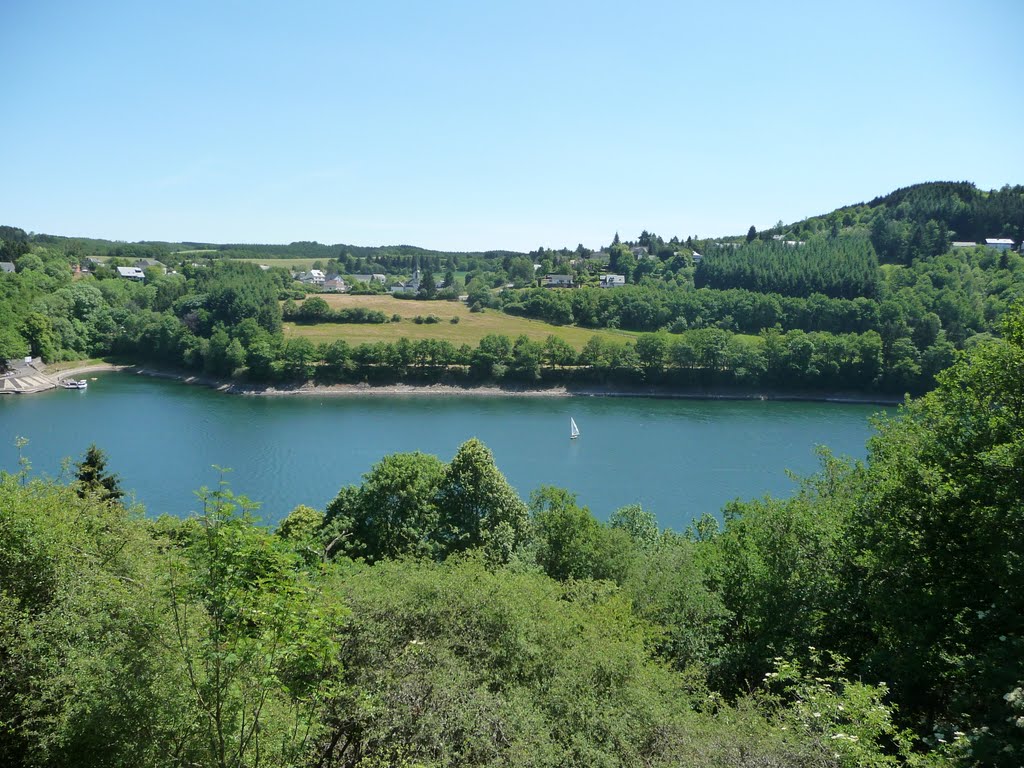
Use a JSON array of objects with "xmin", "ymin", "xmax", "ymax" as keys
[
  {"xmin": 232, "ymin": 257, "xmax": 321, "ymax": 270},
  {"xmin": 283, "ymin": 294, "xmax": 639, "ymax": 349}
]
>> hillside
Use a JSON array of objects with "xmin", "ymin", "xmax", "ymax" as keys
[
  {"xmin": 2, "ymin": 181, "xmax": 1022, "ymax": 397},
  {"xmin": 765, "ymin": 180, "xmax": 1024, "ymax": 264}
]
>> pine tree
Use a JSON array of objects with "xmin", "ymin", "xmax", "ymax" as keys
[{"xmin": 76, "ymin": 444, "xmax": 124, "ymax": 503}]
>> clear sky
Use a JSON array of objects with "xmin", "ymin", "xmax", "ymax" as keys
[{"xmin": 2, "ymin": 0, "xmax": 1022, "ymax": 252}]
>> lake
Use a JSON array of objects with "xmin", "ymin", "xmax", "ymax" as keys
[{"xmin": 0, "ymin": 372, "xmax": 894, "ymax": 531}]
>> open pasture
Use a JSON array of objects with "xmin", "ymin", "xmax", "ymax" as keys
[{"xmin": 283, "ymin": 293, "xmax": 638, "ymax": 349}]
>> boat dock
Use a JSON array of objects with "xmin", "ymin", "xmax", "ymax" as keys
[{"xmin": 0, "ymin": 358, "xmax": 58, "ymax": 395}]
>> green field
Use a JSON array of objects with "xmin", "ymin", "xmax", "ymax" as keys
[
  {"xmin": 231, "ymin": 257, "xmax": 320, "ymax": 270},
  {"xmin": 283, "ymin": 294, "xmax": 638, "ymax": 349}
]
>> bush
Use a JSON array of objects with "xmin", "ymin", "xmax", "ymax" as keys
[{"xmin": 450, "ymin": 316, "xmax": 460, "ymax": 324}]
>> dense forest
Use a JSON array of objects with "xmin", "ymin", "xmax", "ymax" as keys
[{"xmin": 3, "ymin": 306, "xmax": 1022, "ymax": 767}]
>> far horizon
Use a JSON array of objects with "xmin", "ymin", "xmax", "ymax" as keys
[
  {"xmin": 2, "ymin": 1, "xmax": 1022, "ymax": 251},
  {"xmin": 22, "ymin": 178, "xmax": 1019, "ymax": 255}
]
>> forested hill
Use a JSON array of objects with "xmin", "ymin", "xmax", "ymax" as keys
[
  {"xmin": 762, "ymin": 181, "xmax": 1024, "ymax": 264},
  {"xmin": 28, "ymin": 232, "xmax": 525, "ymax": 265}
]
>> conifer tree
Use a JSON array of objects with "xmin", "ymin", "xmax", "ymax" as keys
[{"xmin": 75, "ymin": 444, "xmax": 123, "ymax": 503}]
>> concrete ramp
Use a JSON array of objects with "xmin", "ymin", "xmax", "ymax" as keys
[{"xmin": 0, "ymin": 365, "xmax": 57, "ymax": 394}]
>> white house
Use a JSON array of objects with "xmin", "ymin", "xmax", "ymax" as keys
[
  {"xmin": 543, "ymin": 274, "xmax": 574, "ymax": 288},
  {"xmin": 951, "ymin": 241, "xmax": 977, "ymax": 248},
  {"xmin": 390, "ymin": 266, "xmax": 422, "ymax": 295},
  {"xmin": 0, "ymin": 262, "xmax": 15, "ymax": 274},
  {"xmin": 296, "ymin": 269, "xmax": 326, "ymax": 285},
  {"xmin": 600, "ymin": 274, "xmax": 626, "ymax": 288},
  {"xmin": 985, "ymin": 238, "xmax": 1014, "ymax": 251},
  {"xmin": 690, "ymin": 251, "xmax": 703, "ymax": 264},
  {"xmin": 116, "ymin": 266, "xmax": 146, "ymax": 281},
  {"xmin": 631, "ymin": 246, "xmax": 649, "ymax": 258}
]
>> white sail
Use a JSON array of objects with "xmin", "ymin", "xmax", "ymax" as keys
[{"xmin": 570, "ymin": 417, "xmax": 579, "ymax": 439}]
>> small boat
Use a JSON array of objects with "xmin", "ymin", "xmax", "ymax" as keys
[
  {"xmin": 61, "ymin": 379, "xmax": 88, "ymax": 389},
  {"xmin": 570, "ymin": 417, "xmax": 580, "ymax": 440}
]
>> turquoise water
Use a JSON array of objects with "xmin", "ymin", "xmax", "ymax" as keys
[{"xmin": 0, "ymin": 373, "xmax": 893, "ymax": 530}]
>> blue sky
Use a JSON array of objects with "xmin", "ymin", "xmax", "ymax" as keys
[{"xmin": 2, "ymin": 0, "xmax": 1022, "ymax": 251}]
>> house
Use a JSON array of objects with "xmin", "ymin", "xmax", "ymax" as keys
[
  {"xmin": 600, "ymin": 274, "xmax": 626, "ymax": 288},
  {"xmin": 134, "ymin": 258, "xmax": 166, "ymax": 273},
  {"xmin": 296, "ymin": 269, "xmax": 326, "ymax": 285},
  {"xmin": 691, "ymin": 251, "xmax": 703, "ymax": 264},
  {"xmin": 390, "ymin": 266, "xmax": 422, "ymax": 295},
  {"xmin": 631, "ymin": 246, "xmax": 649, "ymax": 259},
  {"xmin": 322, "ymin": 275, "xmax": 348, "ymax": 293},
  {"xmin": 0, "ymin": 262, "xmax": 14, "ymax": 274},
  {"xmin": 951, "ymin": 241, "xmax": 977, "ymax": 248},
  {"xmin": 543, "ymin": 274, "xmax": 574, "ymax": 288},
  {"xmin": 351, "ymin": 273, "xmax": 387, "ymax": 285},
  {"xmin": 116, "ymin": 266, "xmax": 146, "ymax": 281},
  {"xmin": 985, "ymin": 238, "xmax": 1014, "ymax": 251}
]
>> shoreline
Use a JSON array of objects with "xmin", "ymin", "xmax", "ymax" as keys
[{"xmin": 48, "ymin": 362, "xmax": 906, "ymax": 406}]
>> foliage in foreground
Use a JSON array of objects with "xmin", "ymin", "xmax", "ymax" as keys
[{"xmin": 0, "ymin": 470, "xmax": 929, "ymax": 768}]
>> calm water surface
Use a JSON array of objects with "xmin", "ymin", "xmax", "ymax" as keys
[{"xmin": 0, "ymin": 373, "xmax": 893, "ymax": 530}]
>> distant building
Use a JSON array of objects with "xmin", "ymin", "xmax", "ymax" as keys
[
  {"xmin": 951, "ymin": 241, "xmax": 977, "ymax": 248},
  {"xmin": 351, "ymin": 273, "xmax": 387, "ymax": 285},
  {"xmin": 543, "ymin": 274, "xmax": 574, "ymax": 288},
  {"xmin": 600, "ymin": 274, "xmax": 626, "ymax": 288},
  {"xmin": 390, "ymin": 266, "xmax": 422, "ymax": 295},
  {"xmin": 631, "ymin": 246, "xmax": 649, "ymax": 258},
  {"xmin": 296, "ymin": 269, "xmax": 326, "ymax": 285},
  {"xmin": 690, "ymin": 252, "xmax": 703, "ymax": 264},
  {"xmin": 985, "ymin": 238, "xmax": 1014, "ymax": 251},
  {"xmin": 116, "ymin": 266, "xmax": 146, "ymax": 281},
  {"xmin": 322, "ymin": 275, "xmax": 348, "ymax": 293},
  {"xmin": 0, "ymin": 262, "xmax": 15, "ymax": 274},
  {"xmin": 133, "ymin": 258, "xmax": 166, "ymax": 273}
]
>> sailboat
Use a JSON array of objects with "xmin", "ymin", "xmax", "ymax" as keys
[{"xmin": 570, "ymin": 417, "xmax": 580, "ymax": 440}]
